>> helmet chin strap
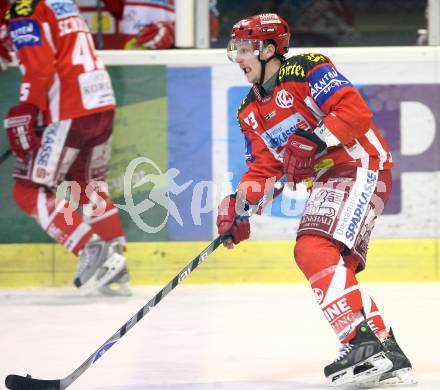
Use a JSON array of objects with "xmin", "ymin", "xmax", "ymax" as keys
[{"xmin": 257, "ymin": 54, "xmax": 276, "ymax": 86}]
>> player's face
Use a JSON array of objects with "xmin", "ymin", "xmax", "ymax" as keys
[{"xmin": 227, "ymin": 39, "xmax": 264, "ymax": 84}]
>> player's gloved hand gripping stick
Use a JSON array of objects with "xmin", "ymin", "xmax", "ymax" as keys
[{"xmin": 217, "ymin": 175, "xmax": 287, "ymax": 249}]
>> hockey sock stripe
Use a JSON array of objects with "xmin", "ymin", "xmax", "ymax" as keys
[
  {"xmin": 37, "ymin": 188, "xmax": 53, "ymax": 229},
  {"xmin": 320, "ymin": 284, "xmax": 360, "ymax": 309},
  {"xmin": 64, "ymin": 222, "xmax": 92, "ymax": 253},
  {"xmin": 37, "ymin": 188, "xmax": 70, "ymax": 230},
  {"xmin": 312, "ymin": 256, "xmax": 349, "ymax": 308},
  {"xmin": 310, "ymin": 259, "xmax": 364, "ymax": 342},
  {"xmin": 85, "ymin": 207, "xmax": 118, "ymax": 224},
  {"xmin": 361, "ymin": 291, "xmax": 386, "ymax": 335},
  {"xmin": 309, "ymin": 264, "xmax": 338, "ymax": 285}
]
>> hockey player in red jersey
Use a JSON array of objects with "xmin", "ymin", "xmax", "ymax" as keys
[
  {"xmin": 102, "ymin": 0, "xmax": 219, "ymax": 49},
  {"xmin": 3, "ymin": 0, "xmax": 131, "ymax": 296},
  {"xmin": 0, "ymin": 0, "xmax": 12, "ymax": 70},
  {"xmin": 216, "ymin": 13, "xmax": 416, "ymax": 387}
]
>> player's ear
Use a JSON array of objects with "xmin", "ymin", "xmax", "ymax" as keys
[{"xmin": 262, "ymin": 42, "xmax": 276, "ymax": 60}]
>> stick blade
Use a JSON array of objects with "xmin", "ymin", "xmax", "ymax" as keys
[{"xmin": 5, "ymin": 374, "xmax": 61, "ymax": 390}]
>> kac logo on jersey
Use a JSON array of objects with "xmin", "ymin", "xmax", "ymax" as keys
[
  {"xmin": 275, "ymin": 89, "xmax": 294, "ymax": 108},
  {"xmin": 8, "ymin": 20, "xmax": 41, "ymax": 49},
  {"xmin": 308, "ymin": 65, "xmax": 352, "ymax": 107},
  {"xmin": 47, "ymin": 0, "xmax": 80, "ymax": 19}
]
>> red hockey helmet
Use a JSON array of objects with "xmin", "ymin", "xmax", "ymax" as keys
[{"xmin": 230, "ymin": 13, "xmax": 290, "ymax": 57}]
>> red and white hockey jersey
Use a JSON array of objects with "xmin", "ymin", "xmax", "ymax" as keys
[
  {"xmin": 6, "ymin": 0, "xmax": 116, "ymax": 124},
  {"xmin": 237, "ymin": 53, "xmax": 393, "ymax": 205}
]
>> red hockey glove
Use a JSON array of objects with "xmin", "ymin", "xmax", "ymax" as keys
[
  {"xmin": 284, "ymin": 134, "xmax": 318, "ymax": 191},
  {"xmin": 4, "ymin": 103, "xmax": 40, "ymax": 159},
  {"xmin": 216, "ymin": 195, "xmax": 250, "ymax": 249},
  {"xmin": 135, "ymin": 21, "xmax": 174, "ymax": 50}
]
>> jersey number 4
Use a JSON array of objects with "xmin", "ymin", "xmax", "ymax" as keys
[{"xmin": 72, "ymin": 32, "xmax": 104, "ymax": 72}]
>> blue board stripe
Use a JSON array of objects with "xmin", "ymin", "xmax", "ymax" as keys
[{"xmin": 167, "ymin": 67, "xmax": 212, "ymax": 241}]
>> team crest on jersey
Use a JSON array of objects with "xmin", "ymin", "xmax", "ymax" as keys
[
  {"xmin": 275, "ymin": 89, "xmax": 294, "ymax": 108},
  {"xmin": 8, "ymin": 19, "xmax": 41, "ymax": 49},
  {"xmin": 46, "ymin": 0, "xmax": 80, "ymax": 19}
]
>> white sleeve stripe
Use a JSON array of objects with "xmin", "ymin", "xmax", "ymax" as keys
[
  {"xmin": 42, "ymin": 22, "xmax": 56, "ymax": 53},
  {"xmin": 304, "ymin": 96, "xmax": 326, "ymax": 121},
  {"xmin": 343, "ymin": 139, "xmax": 369, "ymax": 168},
  {"xmin": 48, "ymin": 73, "xmax": 61, "ymax": 123},
  {"xmin": 42, "ymin": 22, "xmax": 60, "ymax": 123},
  {"xmin": 314, "ymin": 120, "xmax": 341, "ymax": 147},
  {"xmin": 365, "ymin": 128, "xmax": 388, "ymax": 170}
]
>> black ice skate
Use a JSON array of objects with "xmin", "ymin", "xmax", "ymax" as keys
[
  {"xmin": 356, "ymin": 328, "xmax": 417, "ymax": 388},
  {"xmin": 324, "ymin": 321, "xmax": 393, "ymax": 386}
]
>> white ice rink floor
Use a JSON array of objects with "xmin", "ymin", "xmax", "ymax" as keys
[{"xmin": 1, "ymin": 283, "xmax": 439, "ymax": 390}]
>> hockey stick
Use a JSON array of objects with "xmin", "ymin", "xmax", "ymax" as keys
[
  {"xmin": 0, "ymin": 149, "xmax": 12, "ymax": 165},
  {"xmin": 5, "ymin": 236, "xmax": 223, "ymax": 390}
]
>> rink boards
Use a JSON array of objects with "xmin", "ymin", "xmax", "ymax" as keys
[
  {"xmin": 0, "ymin": 47, "xmax": 439, "ymax": 286},
  {"xmin": 0, "ymin": 238, "xmax": 438, "ymax": 287}
]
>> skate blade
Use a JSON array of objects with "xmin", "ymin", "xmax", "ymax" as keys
[
  {"xmin": 329, "ymin": 352, "xmax": 393, "ymax": 387},
  {"xmin": 98, "ymin": 281, "xmax": 133, "ymax": 297},
  {"xmin": 356, "ymin": 368, "xmax": 417, "ymax": 388},
  {"xmin": 78, "ymin": 253, "xmax": 126, "ymax": 296}
]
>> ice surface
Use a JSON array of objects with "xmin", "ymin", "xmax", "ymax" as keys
[{"xmin": 1, "ymin": 284, "xmax": 439, "ymax": 389}]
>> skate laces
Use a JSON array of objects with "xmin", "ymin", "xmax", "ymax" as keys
[{"xmin": 334, "ymin": 343, "xmax": 354, "ymax": 362}]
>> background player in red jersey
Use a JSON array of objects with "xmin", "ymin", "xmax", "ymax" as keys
[
  {"xmin": 3, "ymin": 0, "xmax": 131, "ymax": 296},
  {"xmin": 0, "ymin": 0, "xmax": 12, "ymax": 71},
  {"xmin": 102, "ymin": 0, "xmax": 219, "ymax": 49},
  {"xmin": 216, "ymin": 13, "xmax": 416, "ymax": 387}
]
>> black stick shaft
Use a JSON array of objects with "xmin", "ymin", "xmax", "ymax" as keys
[
  {"xmin": 96, "ymin": 0, "xmax": 104, "ymax": 49},
  {"xmin": 0, "ymin": 149, "xmax": 12, "ymax": 165}
]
